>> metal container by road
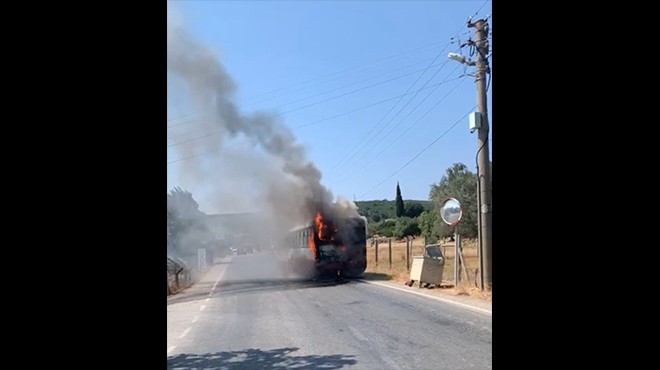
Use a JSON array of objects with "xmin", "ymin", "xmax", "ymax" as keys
[{"xmin": 408, "ymin": 244, "xmax": 445, "ymax": 288}]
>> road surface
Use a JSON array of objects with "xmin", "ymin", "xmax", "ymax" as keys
[{"xmin": 167, "ymin": 252, "xmax": 491, "ymax": 369}]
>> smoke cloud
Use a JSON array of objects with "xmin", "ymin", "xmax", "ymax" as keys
[{"xmin": 167, "ymin": 5, "xmax": 358, "ymax": 253}]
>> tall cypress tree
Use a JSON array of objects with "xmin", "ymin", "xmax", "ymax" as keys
[{"xmin": 395, "ymin": 182, "xmax": 404, "ymax": 217}]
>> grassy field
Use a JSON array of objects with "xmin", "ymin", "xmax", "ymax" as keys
[{"xmin": 363, "ymin": 237, "xmax": 492, "ymax": 301}]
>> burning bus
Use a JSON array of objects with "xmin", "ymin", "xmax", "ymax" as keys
[{"xmin": 288, "ymin": 210, "xmax": 368, "ymax": 279}]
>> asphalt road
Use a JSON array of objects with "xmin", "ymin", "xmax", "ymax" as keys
[{"xmin": 167, "ymin": 252, "xmax": 492, "ymax": 369}]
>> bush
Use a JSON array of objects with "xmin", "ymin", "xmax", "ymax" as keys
[
  {"xmin": 372, "ymin": 219, "xmax": 396, "ymax": 237},
  {"xmin": 394, "ymin": 217, "xmax": 420, "ymax": 239},
  {"xmin": 404, "ymin": 202, "xmax": 425, "ymax": 218}
]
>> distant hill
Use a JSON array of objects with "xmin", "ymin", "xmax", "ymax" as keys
[{"xmin": 355, "ymin": 200, "xmax": 433, "ymax": 221}]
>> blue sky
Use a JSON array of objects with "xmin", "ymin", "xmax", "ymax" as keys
[{"xmin": 167, "ymin": 0, "xmax": 492, "ymax": 212}]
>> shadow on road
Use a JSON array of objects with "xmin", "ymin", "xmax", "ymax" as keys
[
  {"xmin": 360, "ymin": 272, "xmax": 393, "ymax": 281},
  {"xmin": 211, "ymin": 278, "xmax": 353, "ymax": 296},
  {"xmin": 167, "ymin": 347, "xmax": 357, "ymax": 369}
]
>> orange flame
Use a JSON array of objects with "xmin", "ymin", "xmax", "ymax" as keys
[
  {"xmin": 308, "ymin": 232, "xmax": 316, "ymax": 257},
  {"xmin": 315, "ymin": 212, "xmax": 324, "ymax": 239},
  {"xmin": 314, "ymin": 212, "xmax": 338, "ymax": 241}
]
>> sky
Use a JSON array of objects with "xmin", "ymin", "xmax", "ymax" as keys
[{"xmin": 167, "ymin": 0, "xmax": 492, "ymax": 214}]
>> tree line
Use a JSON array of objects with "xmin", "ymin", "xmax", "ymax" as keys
[
  {"xmin": 167, "ymin": 187, "xmax": 214, "ymax": 258},
  {"xmin": 168, "ymin": 161, "xmax": 492, "ymax": 251},
  {"xmin": 357, "ymin": 162, "xmax": 492, "ymax": 242}
]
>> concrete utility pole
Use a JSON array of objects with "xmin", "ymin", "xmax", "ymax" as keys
[{"xmin": 469, "ymin": 18, "xmax": 492, "ymax": 290}]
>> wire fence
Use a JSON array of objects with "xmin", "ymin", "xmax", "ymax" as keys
[{"xmin": 167, "ymin": 256, "xmax": 192, "ymax": 295}]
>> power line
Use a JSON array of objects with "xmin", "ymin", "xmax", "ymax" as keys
[
  {"xmin": 242, "ymin": 37, "xmax": 462, "ymax": 103},
  {"xmin": 169, "ymin": 59, "xmax": 453, "ymax": 141},
  {"xmin": 338, "ymin": 76, "xmax": 468, "ymax": 182},
  {"xmin": 329, "ymin": 19, "xmax": 474, "ymax": 174},
  {"xmin": 167, "ymin": 113, "xmax": 195, "ymax": 122},
  {"xmin": 470, "ymin": 0, "xmax": 491, "ymax": 21},
  {"xmin": 167, "ymin": 3, "xmax": 491, "ymax": 165},
  {"xmin": 291, "ymin": 94, "xmax": 403, "ymax": 130},
  {"xmin": 167, "ymin": 39, "xmax": 483, "ymax": 132},
  {"xmin": 335, "ymin": 63, "xmax": 462, "ymax": 175},
  {"xmin": 167, "ymin": 2, "xmax": 489, "ymax": 129},
  {"xmin": 167, "ymin": 77, "xmax": 462, "ymax": 154},
  {"xmin": 168, "ymin": 76, "xmax": 462, "ymax": 151},
  {"xmin": 167, "ymin": 128, "xmax": 228, "ymax": 148},
  {"xmin": 168, "ymin": 150, "xmax": 219, "ymax": 165},
  {"xmin": 272, "ymin": 63, "xmax": 449, "ymax": 118},
  {"xmin": 258, "ymin": 60, "xmax": 447, "ymax": 110},
  {"xmin": 167, "ymin": 57, "xmax": 447, "ymax": 135},
  {"xmin": 168, "ymin": 128, "xmax": 202, "ymax": 141},
  {"xmin": 167, "ymin": 115, "xmax": 198, "ymax": 129},
  {"xmin": 358, "ymin": 106, "xmax": 476, "ymax": 199},
  {"xmin": 384, "ymin": 78, "xmax": 468, "ymax": 151},
  {"xmin": 167, "ymin": 139, "xmax": 249, "ymax": 165},
  {"xmin": 168, "ymin": 23, "xmax": 478, "ymax": 133},
  {"xmin": 329, "ymin": 50, "xmax": 452, "ymax": 173},
  {"xmin": 291, "ymin": 77, "xmax": 460, "ymax": 130},
  {"xmin": 244, "ymin": 55, "xmax": 440, "ymax": 107}
]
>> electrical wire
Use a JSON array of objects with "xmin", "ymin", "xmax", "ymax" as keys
[
  {"xmin": 338, "ymin": 76, "xmax": 468, "ymax": 182},
  {"xmin": 243, "ymin": 38, "xmax": 458, "ymax": 103},
  {"xmin": 337, "ymin": 65, "xmax": 464, "ymax": 176},
  {"xmin": 167, "ymin": 77, "xmax": 463, "ymax": 150},
  {"xmin": 358, "ymin": 106, "xmax": 476, "ymax": 199}
]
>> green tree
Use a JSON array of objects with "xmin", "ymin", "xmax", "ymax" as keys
[
  {"xmin": 395, "ymin": 182, "xmax": 404, "ymax": 218},
  {"xmin": 167, "ymin": 187, "xmax": 209, "ymax": 254},
  {"xmin": 418, "ymin": 210, "xmax": 438, "ymax": 243},
  {"xmin": 429, "ymin": 163, "xmax": 478, "ymax": 238},
  {"xmin": 394, "ymin": 217, "xmax": 420, "ymax": 238},
  {"xmin": 356, "ymin": 200, "xmax": 432, "ymax": 220},
  {"xmin": 404, "ymin": 202, "xmax": 425, "ymax": 218},
  {"xmin": 374, "ymin": 219, "xmax": 396, "ymax": 237}
]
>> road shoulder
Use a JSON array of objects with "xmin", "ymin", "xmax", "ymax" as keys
[{"xmin": 358, "ymin": 279, "xmax": 492, "ymax": 315}]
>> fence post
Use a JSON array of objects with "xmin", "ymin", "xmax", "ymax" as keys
[
  {"xmin": 406, "ymin": 237, "xmax": 410, "ymax": 271},
  {"xmin": 453, "ymin": 234, "xmax": 461, "ymax": 286},
  {"xmin": 375, "ymin": 239, "xmax": 379, "ymax": 267},
  {"xmin": 388, "ymin": 238, "xmax": 392, "ymax": 269},
  {"xmin": 410, "ymin": 236, "xmax": 414, "ymax": 256}
]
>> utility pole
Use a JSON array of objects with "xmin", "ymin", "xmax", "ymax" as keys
[{"xmin": 469, "ymin": 18, "xmax": 492, "ymax": 290}]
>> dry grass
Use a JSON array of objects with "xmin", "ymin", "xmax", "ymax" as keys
[{"xmin": 364, "ymin": 237, "xmax": 491, "ymax": 302}]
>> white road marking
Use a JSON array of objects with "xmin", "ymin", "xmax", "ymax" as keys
[
  {"xmin": 380, "ymin": 354, "xmax": 403, "ymax": 370},
  {"xmin": 192, "ymin": 315, "xmax": 199, "ymax": 323},
  {"xmin": 348, "ymin": 326, "xmax": 368, "ymax": 342},
  {"xmin": 178, "ymin": 327, "xmax": 191, "ymax": 339},
  {"xmin": 205, "ymin": 298, "xmax": 210, "ymax": 303},
  {"xmin": 200, "ymin": 305, "xmax": 206, "ymax": 311},
  {"xmin": 348, "ymin": 324, "xmax": 399, "ymax": 369},
  {"xmin": 209, "ymin": 258, "xmax": 230, "ymax": 296},
  {"xmin": 358, "ymin": 280, "xmax": 492, "ymax": 316}
]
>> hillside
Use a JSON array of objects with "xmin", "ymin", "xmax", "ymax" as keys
[{"xmin": 355, "ymin": 199, "xmax": 433, "ymax": 222}]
